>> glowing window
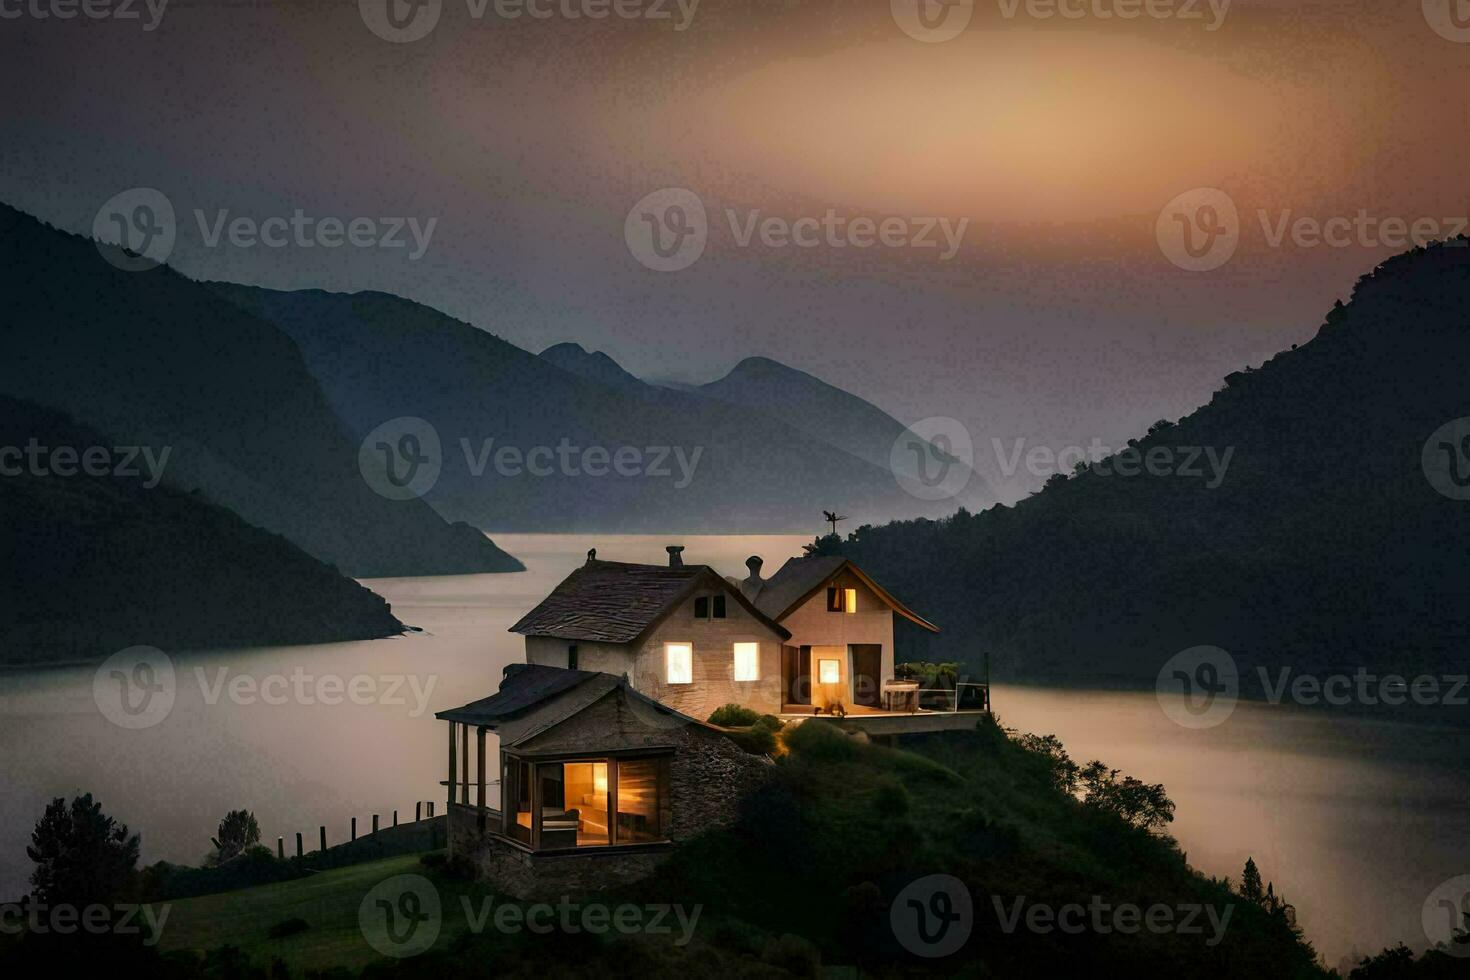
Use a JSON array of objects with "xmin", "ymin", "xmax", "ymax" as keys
[
  {"xmin": 733, "ymin": 642, "xmax": 759, "ymax": 681},
  {"xmin": 818, "ymin": 659, "xmax": 841, "ymax": 685},
  {"xmin": 843, "ymin": 588, "xmax": 857, "ymax": 613},
  {"xmin": 666, "ymin": 643, "xmax": 692, "ymax": 684}
]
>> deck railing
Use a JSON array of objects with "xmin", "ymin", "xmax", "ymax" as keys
[{"xmin": 915, "ymin": 681, "xmax": 991, "ymax": 713}]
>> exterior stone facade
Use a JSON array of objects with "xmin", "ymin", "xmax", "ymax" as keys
[{"xmin": 448, "ymin": 683, "xmax": 771, "ymax": 897}]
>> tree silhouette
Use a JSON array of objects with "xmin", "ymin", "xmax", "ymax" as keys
[
  {"xmin": 210, "ymin": 809, "xmax": 262, "ymax": 864},
  {"xmin": 26, "ymin": 794, "xmax": 140, "ymax": 906},
  {"xmin": 1241, "ymin": 857, "xmax": 1264, "ymax": 904}
]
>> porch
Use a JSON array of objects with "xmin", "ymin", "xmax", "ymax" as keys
[{"xmin": 778, "ymin": 681, "xmax": 990, "ymax": 735}]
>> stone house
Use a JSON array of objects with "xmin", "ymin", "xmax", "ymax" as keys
[{"xmin": 435, "ymin": 663, "xmax": 769, "ymax": 896}]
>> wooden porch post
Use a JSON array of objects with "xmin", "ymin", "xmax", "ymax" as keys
[
  {"xmin": 447, "ymin": 721, "xmax": 458, "ymax": 806},
  {"xmin": 476, "ymin": 727, "xmax": 487, "ymax": 831},
  {"xmin": 461, "ymin": 722, "xmax": 469, "ymax": 805}
]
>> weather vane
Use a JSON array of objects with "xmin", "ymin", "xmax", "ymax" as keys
[{"xmin": 823, "ymin": 510, "xmax": 847, "ymax": 536}]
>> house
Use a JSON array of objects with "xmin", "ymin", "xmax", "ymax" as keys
[
  {"xmin": 510, "ymin": 545, "xmax": 983, "ymax": 725},
  {"xmin": 436, "ymin": 545, "xmax": 988, "ymax": 891},
  {"xmin": 434, "ymin": 663, "xmax": 768, "ymax": 895}
]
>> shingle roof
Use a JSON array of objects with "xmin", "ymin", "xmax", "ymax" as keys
[
  {"xmin": 750, "ymin": 555, "xmax": 940, "ymax": 632},
  {"xmin": 508, "ymin": 559, "xmax": 790, "ymax": 643},
  {"xmin": 434, "ymin": 664, "xmax": 711, "ymax": 749}
]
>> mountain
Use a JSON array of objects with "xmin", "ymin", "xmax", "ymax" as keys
[
  {"xmin": 209, "ymin": 285, "xmax": 992, "ymax": 532},
  {"xmin": 0, "ymin": 395, "xmax": 402, "ymax": 665},
  {"xmin": 819, "ymin": 239, "xmax": 1470, "ymax": 695},
  {"xmin": 538, "ymin": 342, "xmax": 647, "ymax": 393},
  {"xmin": 0, "ymin": 204, "xmax": 521, "ymax": 578},
  {"xmin": 697, "ymin": 356, "xmax": 931, "ymax": 471}
]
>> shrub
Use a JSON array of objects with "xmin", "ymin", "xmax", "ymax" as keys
[
  {"xmin": 709, "ymin": 704, "xmax": 761, "ymax": 727},
  {"xmin": 266, "ymin": 917, "xmax": 309, "ymax": 939},
  {"xmin": 781, "ymin": 719, "xmax": 859, "ymax": 762},
  {"xmin": 873, "ymin": 780, "xmax": 909, "ymax": 817},
  {"xmin": 725, "ymin": 726, "xmax": 777, "ymax": 756}
]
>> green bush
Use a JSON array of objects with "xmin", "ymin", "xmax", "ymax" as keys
[
  {"xmin": 725, "ymin": 726, "xmax": 777, "ymax": 756},
  {"xmin": 708, "ymin": 703, "xmax": 761, "ymax": 727},
  {"xmin": 753, "ymin": 714, "xmax": 782, "ymax": 732},
  {"xmin": 781, "ymin": 719, "xmax": 859, "ymax": 761}
]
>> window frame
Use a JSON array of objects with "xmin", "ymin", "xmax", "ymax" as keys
[{"xmin": 818, "ymin": 658, "xmax": 842, "ymax": 684}]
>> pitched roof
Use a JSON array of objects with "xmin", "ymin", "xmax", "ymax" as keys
[
  {"xmin": 434, "ymin": 663, "xmax": 710, "ymax": 749},
  {"xmin": 508, "ymin": 559, "xmax": 790, "ymax": 644},
  {"xmin": 751, "ymin": 555, "xmax": 941, "ymax": 633}
]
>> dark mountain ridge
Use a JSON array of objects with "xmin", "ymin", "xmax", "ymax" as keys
[
  {"xmin": 820, "ymin": 238, "xmax": 1470, "ymax": 697},
  {"xmin": 0, "ymin": 204, "xmax": 521, "ymax": 577},
  {"xmin": 0, "ymin": 395, "xmax": 402, "ymax": 665}
]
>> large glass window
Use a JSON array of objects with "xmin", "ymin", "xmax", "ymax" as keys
[
  {"xmin": 615, "ymin": 757, "xmax": 665, "ymax": 843},
  {"xmin": 733, "ymin": 642, "xmax": 759, "ymax": 681},
  {"xmin": 666, "ymin": 642, "xmax": 693, "ymax": 684},
  {"xmin": 500, "ymin": 755, "xmax": 668, "ymax": 850}
]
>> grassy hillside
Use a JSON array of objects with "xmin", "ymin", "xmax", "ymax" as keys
[{"xmin": 108, "ymin": 720, "xmax": 1323, "ymax": 978}]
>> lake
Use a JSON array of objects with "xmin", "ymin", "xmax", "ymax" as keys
[{"xmin": 0, "ymin": 532, "xmax": 1464, "ymax": 967}]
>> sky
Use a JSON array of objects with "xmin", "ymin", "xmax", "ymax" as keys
[{"xmin": 3, "ymin": 0, "xmax": 1469, "ymax": 500}]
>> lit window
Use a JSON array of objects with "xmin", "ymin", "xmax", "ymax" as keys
[
  {"xmin": 666, "ymin": 643, "xmax": 693, "ymax": 684},
  {"xmin": 843, "ymin": 588, "xmax": 857, "ymax": 613},
  {"xmin": 818, "ymin": 659, "xmax": 841, "ymax": 684},
  {"xmin": 733, "ymin": 642, "xmax": 759, "ymax": 681}
]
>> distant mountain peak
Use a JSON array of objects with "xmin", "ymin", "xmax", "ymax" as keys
[{"xmin": 539, "ymin": 342, "xmax": 646, "ymax": 391}]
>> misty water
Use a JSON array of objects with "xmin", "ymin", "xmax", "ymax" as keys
[{"xmin": 0, "ymin": 532, "xmax": 1464, "ymax": 966}]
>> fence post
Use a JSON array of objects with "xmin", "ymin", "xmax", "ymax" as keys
[
  {"xmin": 319, "ymin": 826, "xmax": 326, "ymax": 853},
  {"xmin": 277, "ymin": 836, "xmax": 284, "ymax": 860},
  {"xmin": 295, "ymin": 832, "xmax": 302, "ymax": 858},
  {"xmin": 373, "ymin": 814, "xmax": 380, "ymax": 834},
  {"xmin": 415, "ymin": 802, "xmax": 422, "ymax": 822},
  {"xmin": 428, "ymin": 801, "xmax": 435, "ymax": 819},
  {"xmin": 351, "ymin": 817, "xmax": 357, "ymax": 842},
  {"xmin": 393, "ymin": 809, "xmax": 399, "ymax": 828}
]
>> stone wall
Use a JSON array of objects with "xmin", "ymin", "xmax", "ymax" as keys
[{"xmin": 451, "ymin": 686, "xmax": 771, "ymax": 897}]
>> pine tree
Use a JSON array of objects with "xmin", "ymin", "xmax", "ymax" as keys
[{"xmin": 1240, "ymin": 857, "xmax": 1264, "ymax": 904}]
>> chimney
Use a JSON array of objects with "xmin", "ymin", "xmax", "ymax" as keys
[
  {"xmin": 586, "ymin": 548, "xmax": 597, "ymax": 564},
  {"xmin": 741, "ymin": 555, "xmax": 765, "ymax": 598},
  {"xmin": 666, "ymin": 545, "xmax": 685, "ymax": 568}
]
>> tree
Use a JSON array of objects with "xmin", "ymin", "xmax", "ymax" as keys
[
  {"xmin": 26, "ymin": 794, "xmax": 140, "ymax": 906},
  {"xmin": 210, "ymin": 809, "xmax": 262, "ymax": 864},
  {"xmin": 1077, "ymin": 762, "xmax": 1176, "ymax": 831},
  {"xmin": 1240, "ymin": 857, "xmax": 1264, "ymax": 905}
]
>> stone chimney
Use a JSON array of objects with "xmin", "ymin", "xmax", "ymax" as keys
[
  {"xmin": 741, "ymin": 555, "xmax": 765, "ymax": 598},
  {"xmin": 586, "ymin": 548, "xmax": 597, "ymax": 564},
  {"xmin": 666, "ymin": 545, "xmax": 685, "ymax": 568}
]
